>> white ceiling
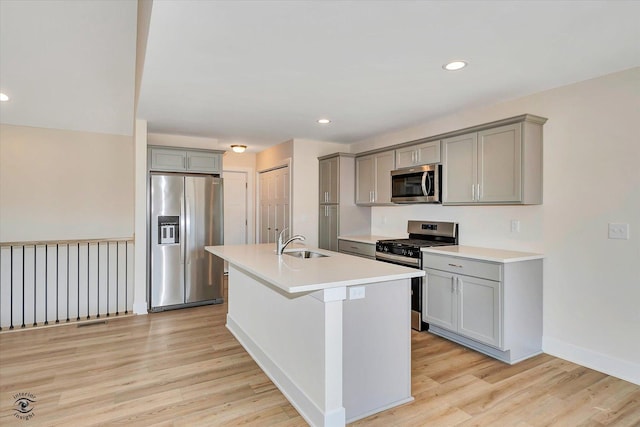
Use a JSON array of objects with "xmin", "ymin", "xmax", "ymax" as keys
[
  {"xmin": 2, "ymin": 1, "xmax": 640, "ymax": 152},
  {"xmin": 0, "ymin": 0, "xmax": 138, "ymax": 136}
]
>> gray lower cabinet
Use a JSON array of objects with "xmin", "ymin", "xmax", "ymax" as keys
[
  {"xmin": 149, "ymin": 146, "xmax": 223, "ymax": 174},
  {"xmin": 423, "ymin": 252, "xmax": 542, "ymax": 364},
  {"xmin": 337, "ymin": 239, "xmax": 376, "ymax": 259},
  {"xmin": 319, "ymin": 205, "xmax": 339, "ymax": 251}
]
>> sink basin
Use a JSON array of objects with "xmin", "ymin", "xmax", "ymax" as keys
[{"xmin": 284, "ymin": 250, "xmax": 328, "ymax": 259}]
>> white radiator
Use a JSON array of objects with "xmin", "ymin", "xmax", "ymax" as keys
[{"xmin": 0, "ymin": 239, "xmax": 134, "ymax": 330}]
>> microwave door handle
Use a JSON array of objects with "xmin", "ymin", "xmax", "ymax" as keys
[{"xmin": 421, "ymin": 172, "xmax": 429, "ymax": 196}]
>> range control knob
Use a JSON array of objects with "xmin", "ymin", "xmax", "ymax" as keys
[{"xmin": 407, "ymin": 249, "xmax": 414, "ymax": 257}]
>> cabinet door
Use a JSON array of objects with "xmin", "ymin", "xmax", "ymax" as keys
[
  {"xmin": 395, "ymin": 146, "xmax": 418, "ymax": 169},
  {"xmin": 458, "ymin": 275, "xmax": 502, "ymax": 348},
  {"xmin": 319, "ymin": 157, "xmax": 339, "ymax": 204},
  {"xmin": 150, "ymin": 148, "xmax": 186, "ymax": 172},
  {"xmin": 187, "ymin": 151, "xmax": 221, "ymax": 173},
  {"xmin": 396, "ymin": 141, "xmax": 441, "ymax": 169},
  {"xmin": 416, "ymin": 141, "xmax": 441, "ymax": 165},
  {"xmin": 478, "ymin": 124, "xmax": 522, "ymax": 203},
  {"xmin": 318, "ymin": 205, "xmax": 339, "ymax": 251},
  {"xmin": 355, "ymin": 155, "xmax": 375, "ymax": 205},
  {"xmin": 373, "ymin": 151, "xmax": 395, "ymax": 204},
  {"xmin": 423, "ymin": 269, "xmax": 457, "ymax": 331},
  {"xmin": 442, "ymin": 133, "xmax": 477, "ymax": 204}
]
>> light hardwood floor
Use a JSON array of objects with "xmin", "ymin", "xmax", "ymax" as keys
[{"xmin": 1, "ymin": 303, "xmax": 639, "ymax": 426}]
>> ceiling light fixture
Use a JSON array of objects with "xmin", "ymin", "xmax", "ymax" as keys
[
  {"xmin": 231, "ymin": 144, "xmax": 247, "ymax": 153},
  {"xmin": 0, "ymin": 93, "xmax": 9, "ymax": 102},
  {"xmin": 317, "ymin": 118, "xmax": 331, "ymax": 124},
  {"xmin": 443, "ymin": 60, "xmax": 468, "ymax": 71}
]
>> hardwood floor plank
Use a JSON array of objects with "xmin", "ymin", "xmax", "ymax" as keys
[{"xmin": 1, "ymin": 303, "xmax": 638, "ymax": 426}]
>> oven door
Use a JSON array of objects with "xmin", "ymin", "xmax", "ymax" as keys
[{"xmin": 391, "ymin": 164, "xmax": 441, "ymax": 204}]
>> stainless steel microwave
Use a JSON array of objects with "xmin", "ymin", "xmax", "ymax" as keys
[{"xmin": 391, "ymin": 164, "xmax": 442, "ymax": 203}]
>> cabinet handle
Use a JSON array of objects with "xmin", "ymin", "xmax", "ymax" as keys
[
  {"xmin": 477, "ymin": 184, "xmax": 481, "ymax": 199},
  {"xmin": 471, "ymin": 185, "xmax": 475, "ymax": 201},
  {"xmin": 448, "ymin": 263, "xmax": 463, "ymax": 268}
]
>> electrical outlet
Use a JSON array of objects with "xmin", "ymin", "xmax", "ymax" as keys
[
  {"xmin": 511, "ymin": 220, "xmax": 520, "ymax": 233},
  {"xmin": 349, "ymin": 286, "xmax": 365, "ymax": 300},
  {"xmin": 608, "ymin": 223, "xmax": 630, "ymax": 240}
]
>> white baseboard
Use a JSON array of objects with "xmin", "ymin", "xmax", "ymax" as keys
[
  {"xmin": 226, "ymin": 314, "xmax": 345, "ymax": 427},
  {"xmin": 132, "ymin": 301, "xmax": 148, "ymax": 315},
  {"xmin": 543, "ymin": 336, "xmax": 640, "ymax": 386}
]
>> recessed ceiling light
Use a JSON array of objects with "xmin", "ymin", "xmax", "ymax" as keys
[
  {"xmin": 231, "ymin": 144, "xmax": 247, "ymax": 153},
  {"xmin": 443, "ymin": 61, "xmax": 468, "ymax": 71},
  {"xmin": 0, "ymin": 93, "xmax": 9, "ymax": 102},
  {"xmin": 317, "ymin": 118, "xmax": 331, "ymax": 124}
]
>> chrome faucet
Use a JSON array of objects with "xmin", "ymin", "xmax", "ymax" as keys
[{"xmin": 277, "ymin": 228, "xmax": 305, "ymax": 255}]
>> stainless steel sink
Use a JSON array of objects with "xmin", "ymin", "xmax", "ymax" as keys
[{"xmin": 284, "ymin": 250, "xmax": 328, "ymax": 259}]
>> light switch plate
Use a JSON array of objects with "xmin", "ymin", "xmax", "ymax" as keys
[
  {"xmin": 511, "ymin": 220, "xmax": 520, "ymax": 233},
  {"xmin": 608, "ymin": 223, "xmax": 630, "ymax": 240}
]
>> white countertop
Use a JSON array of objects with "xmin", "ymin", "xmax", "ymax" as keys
[
  {"xmin": 337, "ymin": 235, "xmax": 403, "ymax": 244},
  {"xmin": 206, "ymin": 243, "xmax": 424, "ymax": 294},
  {"xmin": 422, "ymin": 245, "xmax": 544, "ymax": 263}
]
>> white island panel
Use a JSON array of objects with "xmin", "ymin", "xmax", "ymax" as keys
[{"xmin": 207, "ymin": 244, "xmax": 421, "ymax": 427}]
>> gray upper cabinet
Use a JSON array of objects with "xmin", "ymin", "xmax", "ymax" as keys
[
  {"xmin": 149, "ymin": 147, "xmax": 223, "ymax": 174},
  {"xmin": 355, "ymin": 150, "xmax": 395, "ymax": 205},
  {"xmin": 319, "ymin": 156, "xmax": 339, "ymax": 204},
  {"xmin": 395, "ymin": 140, "xmax": 441, "ymax": 169},
  {"xmin": 318, "ymin": 153, "xmax": 370, "ymax": 251},
  {"xmin": 186, "ymin": 151, "xmax": 221, "ymax": 173},
  {"xmin": 442, "ymin": 115, "xmax": 545, "ymax": 205}
]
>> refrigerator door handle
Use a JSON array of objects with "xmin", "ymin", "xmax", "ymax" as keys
[{"xmin": 181, "ymin": 188, "xmax": 186, "ymax": 267}]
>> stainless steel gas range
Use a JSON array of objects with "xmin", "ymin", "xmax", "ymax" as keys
[{"xmin": 376, "ymin": 220, "xmax": 458, "ymax": 331}]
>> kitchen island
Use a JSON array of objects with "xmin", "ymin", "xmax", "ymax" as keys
[{"xmin": 205, "ymin": 243, "xmax": 424, "ymax": 427}]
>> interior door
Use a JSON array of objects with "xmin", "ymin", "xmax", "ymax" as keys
[
  {"xmin": 223, "ymin": 171, "xmax": 248, "ymax": 246},
  {"xmin": 259, "ymin": 166, "xmax": 290, "ymax": 243}
]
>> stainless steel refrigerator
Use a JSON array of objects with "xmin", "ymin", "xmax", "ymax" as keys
[{"xmin": 149, "ymin": 173, "xmax": 224, "ymax": 311}]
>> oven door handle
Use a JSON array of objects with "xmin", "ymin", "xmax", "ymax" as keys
[{"xmin": 375, "ymin": 252, "xmax": 420, "ymax": 268}]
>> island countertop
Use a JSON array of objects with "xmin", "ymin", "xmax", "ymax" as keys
[{"xmin": 206, "ymin": 243, "xmax": 424, "ymax": 294}]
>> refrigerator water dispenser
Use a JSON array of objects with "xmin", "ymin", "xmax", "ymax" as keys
[{"xmin": 158, "ymin": 216, "xmax": 180, "ymax": 244}]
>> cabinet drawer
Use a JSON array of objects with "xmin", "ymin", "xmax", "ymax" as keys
[
  {"xmin": 338, "ymin": 240, "xmax": 376, "ymax": 258},
  {"xmin": 423, "ymin": 253, "xmax": 501, "ymax": 281}
]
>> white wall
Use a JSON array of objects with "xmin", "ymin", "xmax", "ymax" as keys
[
  {"xmin": 353, "ymin": 67, "xmax": 640, "ymax": 385},
  {"xmin": 0, "ymin": 124, "xmax": 134, "ymax": 242},
  {"xmin": 133, "ymin": 119, "xmax": 148, "ymax": 314},
  {"xmin": 292, "ymin": 139, "xmax": 349, "ymax": 247}
]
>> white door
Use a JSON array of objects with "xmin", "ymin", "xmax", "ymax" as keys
[
  {"xmin": 223, "ymin": 170, "xmax": 248, "ymax": 272},
  {"xmin": 258, "ymin": 166, "xmax": 290, "ymax": 244}
]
